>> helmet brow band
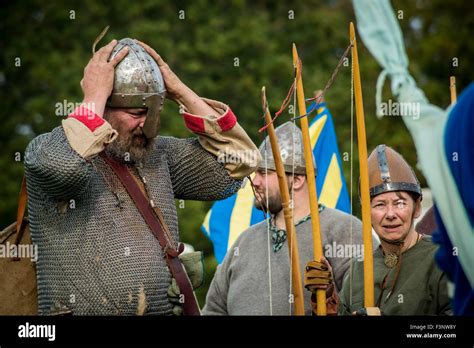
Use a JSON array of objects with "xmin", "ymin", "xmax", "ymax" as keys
[
  {"xmin": 107, "ymin": 93, "xmax": 159, "ymax": 108},
  {"xmin": 370, "ymin": 182, "xmax": 422, "ymax": 197}
]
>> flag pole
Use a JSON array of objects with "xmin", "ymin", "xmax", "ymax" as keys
[
  {"xmin": 450, "ymin": 76, "xmax": 457, "ymax": 105},
  {"xmin": 350, "ymin": 22, "xmax": 374, "ymax": 307},
  {"xmin": 292, "ymin": 44, "xmax": 326, "ymax": 315},
  {"xmin": 261, "ymin": 87, "xmax": 305, "ymax": 315}
]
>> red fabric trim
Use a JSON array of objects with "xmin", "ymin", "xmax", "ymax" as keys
[
  {"xmin": 216, "ymin": 107, "xmax": 237, "ymax": 132},
  {"xmin": 183, "ymin": 113, "xmax": 206, "ymax": 134},
  {"xmin": 68, "ymin": 106, "xmax": 105, "ymax": 132}
]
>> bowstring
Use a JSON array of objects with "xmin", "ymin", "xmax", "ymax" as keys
[
  {"xmin": 247, "ymin": 130, "xmax": 273, "ymax": 314},
  {"xmin": 292, "ymin": 41, "xmax": 353, "ymax": 122},
  {"xmin": 258, "ymin": 41, "xmax": 354, "ymax": 134},
  {"xmin": 258, "ymin": 65, "xmax": 298, "ymax": 134},
  {"xmin": 289, "ymin": 68, "xmax": 297, "ymax": 315},
  {"xmin": 349, "ymin": 38, "xmax": 354, "ymax": 308},
  {"xmin": 264, "ymin": 124, "xmax": 273, "ymax": 316},
  {"xmin": 251, "ymin": 39, "xmax": 355, "ymax": 315}
]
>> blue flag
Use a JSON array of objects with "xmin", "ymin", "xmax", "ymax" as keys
[{"xmin": 201, "ymin": 101, "xmax": 350, "ymax": 263}]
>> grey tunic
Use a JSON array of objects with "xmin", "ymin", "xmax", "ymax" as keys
[
  {"xmin": 25, "ymin": 126, "xmax": 242, "ymax": 315},
  {"xmin": 203, "ymin": 207, "xmax": 371, "ymax": 315}
]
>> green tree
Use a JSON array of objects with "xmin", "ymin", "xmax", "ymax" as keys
[{"xmin": 1, "ymin": 0, "xmax": 472, "ymax": 307}]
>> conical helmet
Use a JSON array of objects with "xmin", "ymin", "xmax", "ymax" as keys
[
  {"xmin": 258, "ymin": 121, "xmax": 314, "ymax": 175},
  {"xmin": 368, "ymin": 144, "xmax": 422, "ymax": 198},
  {"xmin": 107, "ymin": 38, "xmax": 166, "ymax": 139}
]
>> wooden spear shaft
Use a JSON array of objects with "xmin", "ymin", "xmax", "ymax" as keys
[
  {"xmin": 450, "ymin": 76, "xmax": 457, "ymax": 105},
  {"xmin": 350, "ymin": 22, "xmax": 374, "ymax": 307},
  {"xmin": 261, "ymin": 87, "xmax": 305, "ymax": 315},
  {"xmin": 292, "ymin": 44, "xmax": 326, "ymax": 315}
]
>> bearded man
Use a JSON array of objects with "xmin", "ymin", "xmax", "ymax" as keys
[
  {"xmin": 24, "ymin": 38, "xmax": 260, "ymax": 315},
  {"xmin": 202, "ymin": 122, "xmax": 374, "ymax": 315}
]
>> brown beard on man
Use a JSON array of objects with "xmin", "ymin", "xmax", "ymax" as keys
[{"xmin": 254, "ymin": 175, "xmax": 294, "ymax": 215}]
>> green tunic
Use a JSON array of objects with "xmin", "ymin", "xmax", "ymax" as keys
[{"xmin": 338, "ymin": 236, "xmax": 452, "ymax": 315}]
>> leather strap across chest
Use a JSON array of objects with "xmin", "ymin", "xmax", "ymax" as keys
[{"xmin": 101, "ymin": 153, "xmax": 200, "ymax": 315}]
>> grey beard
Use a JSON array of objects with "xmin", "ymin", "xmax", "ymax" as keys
[{"xmin": 105, "ymin": 134, "xmax": 155, "ymax": 165}]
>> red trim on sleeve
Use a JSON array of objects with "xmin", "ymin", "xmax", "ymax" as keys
[
  {"xmin": 68, "ymin": 106, "xmax": 105, "ymax": 132},
  {"xmin": 216, "ymin": 107, "xmax": 237, "ymax": 132},
  {"xmin": 183, "ymin": 113, "xmax": 206, "ymax": 134}
]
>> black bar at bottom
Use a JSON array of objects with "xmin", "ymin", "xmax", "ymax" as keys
[{"xmin": 0, "ymin": 315, "xmax": 472, "ymax": 346}]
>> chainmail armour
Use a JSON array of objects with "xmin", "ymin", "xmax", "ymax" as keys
[{"xmin": 25, "ymin": 126, "xmax": 242, "ymax": 315}]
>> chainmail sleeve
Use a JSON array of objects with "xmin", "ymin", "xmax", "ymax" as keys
[
  {"xmin": 157, "ymin": 136, "xmax": 243, "ymax": 201},
  {"xmin": 24, "ymin": 125, "xmax": 93, "ymax": 201}
]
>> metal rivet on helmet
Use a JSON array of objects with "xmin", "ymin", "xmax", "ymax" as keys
[
  {"xmin": 107, "ymin": 38, "xmax": 166, "ymax": 139},
  {"xmin": 257, "ymin": 121, "xmax": 315, "ymax": 176}
]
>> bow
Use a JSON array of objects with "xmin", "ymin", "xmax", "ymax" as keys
[
  {"xmin": 292, "ymin": 44, "xmax": 327, "ymax": 315},
  {"xmin": 450, "ymin": 76, "xmax": 457, "ymax": 105},
  {"xmin": 350, "ymin": 22, "xmax": 375, "ymax": 307},
  {"xmin": 261, "ymin": 87, "xmax": 305, "ymax": 315}
]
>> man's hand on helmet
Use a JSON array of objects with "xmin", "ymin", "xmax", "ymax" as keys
[
  {"xmin": 81, "ymin": 39, "xmax": 129, "ymax": 117},
  {"xmin": 135, "ymin": 40, "xmax": 186, "ymax": 103}
]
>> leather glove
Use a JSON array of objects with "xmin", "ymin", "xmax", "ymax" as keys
[
  {"xmin": 304, "ymin": 258, "xmax": 332, "ymax": 292},
  {"xmin": 168, "ymin": 251, "xmax": 204, "ymax": 316},
  {"xmin": 305, "ymin": 258, "xmax": 339, "ymax": 315}
]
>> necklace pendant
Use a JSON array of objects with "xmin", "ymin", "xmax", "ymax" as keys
[{"xmin": 384, "ymin": 253, "xmax": 399, "ymax": 268}]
